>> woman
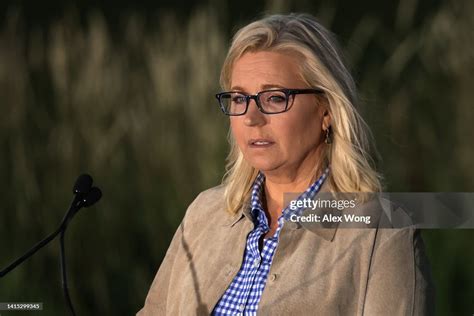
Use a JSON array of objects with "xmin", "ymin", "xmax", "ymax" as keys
[{"xmin": 138, "ymin": 13, "xmax": 435, "ymax": 315}]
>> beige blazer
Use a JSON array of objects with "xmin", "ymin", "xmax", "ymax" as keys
[{"xmin": 137, "ymin": 182, "xmax": 435, "ymax": 315}]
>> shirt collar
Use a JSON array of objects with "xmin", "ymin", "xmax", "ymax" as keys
[
  {"xmin": 281, "ymin": 167, "xmax": 329, "ymax": 220},
  {"xmin": 223, "ymin": 168, "xmax": 338, "ymax": 242},
  {"xmin": 249, "ymin": 171, "xmax": 266, "ymax": 224}
]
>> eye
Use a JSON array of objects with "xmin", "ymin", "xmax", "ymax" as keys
[
  {"xmin": 267, "ymin": 94, "xmax": 287, "ymax": 103},
  {"xmin": 232, "ymin": 95, "xmax": 247, "ymax": 104}
]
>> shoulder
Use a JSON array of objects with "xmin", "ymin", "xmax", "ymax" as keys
[
  {"xmin": 364, "ymin": 227, "xmax": 435, "ymax": 315},
  {"xmin": 373, "ymin": 226, "xmax": 417, "ymax": 245},
  {"xmin": 182, "ymin": 183, "xmax": 229, "ymax": 226},
  {"xmin": 371, "ymin": 227, "xmax": 432, "ymax": 280},
  {"xmin": 188, "ymin": 183, "xmax": 226, "ymax": 212}
]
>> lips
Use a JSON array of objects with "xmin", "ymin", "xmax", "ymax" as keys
[{"xmin": 248, "ymin": 138, "xmax": 275, "ymax": 148}]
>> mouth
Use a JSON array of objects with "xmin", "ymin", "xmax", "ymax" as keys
[{"xmin": 248, "ymin": 138, "xmax": 275, "ymax": 148}]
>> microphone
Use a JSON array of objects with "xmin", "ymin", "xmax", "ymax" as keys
[
  {"xmin": 80, "ymin": 187, "xmax": 102, "ymax": 208},
  {"xmin": 0, "ymin": 174, "xmax": 102, "ymax": 316},
  {"xmin": 54, "ymin": 175, "xmax": 91, "ymax": 230},
  {"xmin": 60, "ymin": 182, "xmax": 102, "ymax": 316},
  {"xmin": 73, "ymin": 174, "xmax": 93, "ymax": 196}
]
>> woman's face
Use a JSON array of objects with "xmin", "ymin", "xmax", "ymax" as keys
[{"xmin": 230, "ymin": 50, "xmax": 330, "ymax": 180}]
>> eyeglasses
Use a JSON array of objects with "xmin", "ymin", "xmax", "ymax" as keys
[{"xmin": 215, "ymin": 88, "xmax": 324, "ymax": 116}]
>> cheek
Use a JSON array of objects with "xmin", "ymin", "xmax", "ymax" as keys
[
  {"xmin": 230, "ymin": 119, "xmax": 246, "ymax": 147},
  {"xmin": 277, "ymin": 113, "xmax": 321, "ymax": 151}
]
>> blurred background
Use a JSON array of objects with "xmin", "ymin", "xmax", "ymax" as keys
[{"xmin": 0, "ymin": 0, "xmax": 473, "ymax": 314}]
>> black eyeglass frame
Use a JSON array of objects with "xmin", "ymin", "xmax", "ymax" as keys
[{"xmin": 215, "ymin": 88, "xmax": 324, "ymax": 116}]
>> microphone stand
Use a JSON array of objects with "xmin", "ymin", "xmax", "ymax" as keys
[
  {"xmin": 0, "ymin": 175, "xmax": 102, "ymax": 316},
  {"xmin": 58, "ymin": 194, "xmax": 81, "ymax": 316},
  {"xmin": 60, "ymin": 229, "xmax": 76, "ymax": 316},
  {"xmin": 0, "ymin": 195, "xmax": 80, "ymax": 278}
]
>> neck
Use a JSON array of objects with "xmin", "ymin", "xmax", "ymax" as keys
[
  {"xmin": 263, "ymin": 172, "xmax": 317, "ymax": 217},
  {"xmin": 259, "ymin": 145, "xmax": 326, "ymax": 226},
  {"xmin": 261, "ymin": 164, "xmax": 325, "ymax": 227}
]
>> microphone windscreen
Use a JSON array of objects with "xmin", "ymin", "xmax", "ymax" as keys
[
  {"xmin": 73, "ymin": 174, "xmax": 93, "ymax": 195},
  {"xmin": 83, "ymin": 187, "xmax": 102, "ymax": 207}
]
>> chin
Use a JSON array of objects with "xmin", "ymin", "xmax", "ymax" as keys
[{"xmin": 247, "ymin": 159, "xmax": 281, "ymax": 173}]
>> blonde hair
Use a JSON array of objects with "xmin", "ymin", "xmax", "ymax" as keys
[{"xmin": 221, "ymin": 13, "xmax": 383, "ymax": 215}]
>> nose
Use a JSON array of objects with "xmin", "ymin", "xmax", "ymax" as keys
[{"xmin": 244, "ymin": 97, "xmax": 266, "ymax": 126}]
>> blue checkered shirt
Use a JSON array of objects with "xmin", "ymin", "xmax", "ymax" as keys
[{"xmin": 212, "ymin": 168, "xmax": 329, "ymax": 315}]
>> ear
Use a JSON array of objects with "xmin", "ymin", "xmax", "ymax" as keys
[{"xmin": 321, "ymin": 108, "xmax": 332, "ymax": 131}]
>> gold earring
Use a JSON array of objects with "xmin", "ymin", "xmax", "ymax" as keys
[{"xmin": 325, "ymin": 127, "xmax": 332, "ymax": 144}]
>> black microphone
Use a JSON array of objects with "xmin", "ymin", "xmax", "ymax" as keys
[
  {"xmin": 0, "ymin": 174, "xmax": 102, "ymax": 316},
  {"xmin": 62, "ymin": 174, "xmax": 93, "ymax": 222},
  {"xmin": 80, "ymin": 187, "xmax": 102, "ymax": 208},
  {"xmin": 74, "ymin": 174, "xmax": 93, "ymax": 195},
  {"xmin": 60, "ymin": 180, "xmax": 102, "ymax": 316}
]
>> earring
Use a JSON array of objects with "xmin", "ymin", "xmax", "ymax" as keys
[{"xmin": 325, "ymin": 126, "xmax": 332, "ymax": 144}]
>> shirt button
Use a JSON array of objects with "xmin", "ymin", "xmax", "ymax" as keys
[
  {"xmin": 238, "ymin": 304, "xmax": 245, "ymax": 311},
  {"xmin": 253, "ymin": 258, "xmax": 260, "ymax": 268},
  {"xmin": 269, "ymin": 273, "xmax": 277, "ymax": 281}
]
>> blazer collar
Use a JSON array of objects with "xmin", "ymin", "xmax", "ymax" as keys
[{"xmin": 222, "ymin": 179, "xmax": 338, "ymax": 242}]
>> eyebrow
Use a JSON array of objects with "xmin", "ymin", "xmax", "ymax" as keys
[{"xmin": 230, "ymin": 84, "xmax": 287, "ymax": 92}]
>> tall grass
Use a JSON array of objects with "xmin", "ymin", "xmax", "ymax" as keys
[{"xmin": 0, "ymin": 1, "xmax": 473, "ymax": 314}]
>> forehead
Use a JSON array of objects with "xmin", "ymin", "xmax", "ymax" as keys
[{"xmin": 230, "ymin": 51, "xmax": 306, "ymax": 91}]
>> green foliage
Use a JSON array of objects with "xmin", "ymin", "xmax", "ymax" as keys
[{"xmin": 0, "ymin": 1, "xmax": 472, "ymax": 314}]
